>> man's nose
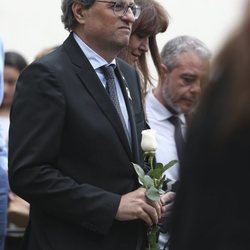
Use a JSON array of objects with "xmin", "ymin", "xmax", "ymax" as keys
[
  {"xmin": 121, "ymin": 7, "xmax": 135, "ymax": 23},
  {"xmin": 190, "ymin": 81, "xmax": 201, "ymax": 94}
]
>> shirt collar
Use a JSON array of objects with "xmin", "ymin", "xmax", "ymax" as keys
[
  {"xmin": 73, "ymin": 32, "xmax": 116, "ymax": 70},
  {"xmin": 147, "ymin": 88, "xmax": 186, "ymax": 124}
]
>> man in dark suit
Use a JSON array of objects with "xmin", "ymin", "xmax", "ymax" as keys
[{"xmin": 8, "ymin": 0, "xmax": 162, "ymax": 249}]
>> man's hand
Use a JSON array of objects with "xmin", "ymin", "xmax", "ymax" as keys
[
  {"xmin": 160, "ymin": 191, "xmax": 175, "ymax": 221},
  {"xmin": 115, "ymin": 187, "xmax": 162, "ymax": 226}
]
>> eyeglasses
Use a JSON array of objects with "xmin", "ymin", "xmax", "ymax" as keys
[{"xmin": 96, "ymin": 1, "xmax": 141, "ymax": 19}]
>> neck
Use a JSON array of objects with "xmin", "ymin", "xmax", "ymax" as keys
[
  {"xmin": 0, "ymin": 105, "xmax": 10, "ymax": 117},
  {"xmin": 74, "ymin": 30, "xmax": 122, "ymax": 63},
  {"xmin": 153, "ymin": 88, "xmax": 180, "ymax": 115}
]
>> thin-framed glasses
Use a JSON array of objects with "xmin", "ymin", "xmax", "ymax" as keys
[{"xmin": 96, "ymin": 1, "xmax": 141, "ymax": 19}]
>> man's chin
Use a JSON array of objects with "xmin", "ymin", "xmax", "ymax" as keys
[{"xmin": 182, "ymin": 106, "xmax": 195, "ymax": 114}]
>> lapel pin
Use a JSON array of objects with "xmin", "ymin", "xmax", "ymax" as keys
[{"xmin": 126, "ymin": 87, "xmax": 132, "ymax": 101}]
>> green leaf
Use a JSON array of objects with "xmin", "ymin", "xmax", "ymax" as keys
[
  {"xmin": 143, "ymin": 175, "xmax": 154, "ymax": 189},
  {"xmin": 132, "ymin": 163, "xmax": 145, "ymax": 186},
  {"xmin": 145, "ymin": 186, "xmax": 160, "ymax": 201},
  {"xmin": 148, "ymin": 167, "xmax": 163, "ymax": 179},
  {"xmin": 162, "ymin": 160, "xmax": 178, "ymax": 172},
  {"xmin": 156, "ymin": 175, "xmax": 166, "ymax": 190},
  {"xmin": 155, "ymin": 162, "xmax": 164, "ymax": 169}
]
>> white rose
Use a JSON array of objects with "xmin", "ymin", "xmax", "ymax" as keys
[{"xmin": 141, "ymin": 129, "xmax": 157, "ymax": 152}]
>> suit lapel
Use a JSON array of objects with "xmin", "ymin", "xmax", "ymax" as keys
[
  {"xmin": 115, "ymin": 65, "xmax": 140, "ymax": 163},
  {"xmin": 63, "ymin": 33, "xmax": 132, "ymax": 159}
]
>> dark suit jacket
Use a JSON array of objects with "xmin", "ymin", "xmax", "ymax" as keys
[{"xmin": 8, "ymin": 33, "xmax": 147, "ymax": 250}]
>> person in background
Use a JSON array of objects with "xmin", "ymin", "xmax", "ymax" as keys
[
  {"xmin": 7, "ymin": 0, "xmax": 171, "ymax": 249},
  {"xmin": 118, "ymin": 3, "xmax": 177, "ymax": 247},
  {"xmin": 119, "ymin": 0, "xmax": 180, "ymax": 248},
  {"xmin": 169, "ymin": 2, "xmax": 250, "ymax": 249},
  {"xmin": 35, "ymin": 45, "xmax": 59, "ymax": 60},
  {"xmin": 118, "ymin": 0, "xmax": 169, "ymax": 99},
  {"xmin": 0, "ymin": 51, "xmax": 28, "ymax": 151},
  {"xmin": 145, "ymin": 35, "xmax": 211, "ymax": 249},
  {"xmin": 0, "ymin": 39, "xmax": 4, "ymax": 102},
  {"xmin": 0, "ymin": 51, "xmax": 29, "ymax": 250},
  {"xmin": 0, "ymin": 167, "xmax": 8, "ymax": 250},
  {"xmin": 0, "ymin": 35, "xmax": 8, "ymax": 250}
]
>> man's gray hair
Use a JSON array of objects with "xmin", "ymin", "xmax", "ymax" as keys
[
  {"xmin": 61, "ymin": 0, "xmax": 96, "ymax": 31},
  {"xmin": 161, "ymin": 35, "xmax": 211, "ymax": 71}
]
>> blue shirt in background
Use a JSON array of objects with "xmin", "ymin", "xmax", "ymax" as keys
[{"xmin": 0, "ymin": 36, "xmax": 8, "ymax": 250}]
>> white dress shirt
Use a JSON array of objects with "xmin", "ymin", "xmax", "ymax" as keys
[
  {"xmin": 145, "ymin": 89, "xmax": 186, "ymax": 181},
  {"xmin": 145, "ymin": 89, "xmax": 186, "ymax": 250}
]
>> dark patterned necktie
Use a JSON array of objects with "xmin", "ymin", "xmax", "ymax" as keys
[
  {"xmin": 168, "ymin": 115, "xmax": 185, "ymax": 160},
  {"xmin": 102, "ymin": 65, "xmax": 131, "ymax": 145}
]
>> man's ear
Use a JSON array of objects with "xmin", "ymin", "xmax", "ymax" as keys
[
  {"xmin": 159, "ymin": 63, "xmax": 169, "ymax": 81},
  {"xmin": 72, "ymin": 1, "xmax": 86, "ymax": 23},
  {"xmin": 160, "ymin": 63, "xmax": 169, "ymax": 75}
]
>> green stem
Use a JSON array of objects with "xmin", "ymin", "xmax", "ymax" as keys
[
  {"xmin": 153, "ymin": 178, "xmax": 157, "ymax": 188},
  {"xmin": 149, "ymin": 154, "xmax": 154, "ymax": 170},
  {"xmin": 148, "ymin": 224, "xmax": 160, "ymax": 250}
]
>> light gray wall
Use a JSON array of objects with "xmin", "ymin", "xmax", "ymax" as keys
[{"xmin": 0, "ymin": 0, "xmax": 248, "ymax": 63}]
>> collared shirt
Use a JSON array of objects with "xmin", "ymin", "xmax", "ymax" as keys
[
  {"xmin": 145, "ymin": 88, "xmax": 187, "ymax": 250},
  {"xmin": 73, "ymin": 33, "xmax": 130, "ymax": 133},
  {"xmin": 145, "ymin": 88, "xmax": 186, "ymax": 182}
]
